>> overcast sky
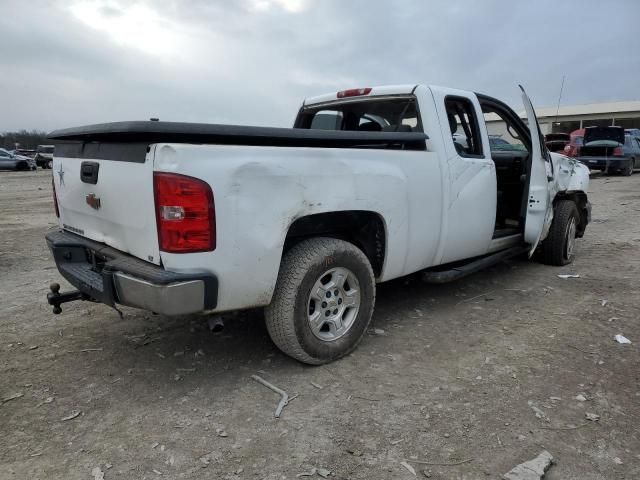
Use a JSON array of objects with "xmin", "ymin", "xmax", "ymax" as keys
[{"xmin": 1, "ymin": 0, "xmax": 639, "ymax": 132}]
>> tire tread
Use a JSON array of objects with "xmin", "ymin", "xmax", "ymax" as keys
[
  {"xmin": 541, "ymin": 200, "xmax": 578, "ymax": 266},
  {"xmin": 264, "ymin": 237, "xmax": 375, "ymax": 364}
]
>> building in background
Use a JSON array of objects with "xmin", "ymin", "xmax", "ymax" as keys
[{"xmin": 486, "ymin": 101, "xmax": 640, "ymax": 138}]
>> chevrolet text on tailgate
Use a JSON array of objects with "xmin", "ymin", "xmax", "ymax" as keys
[{"xmin": 46, "ymin": 84, "xmax": 591, "ymax": 364}]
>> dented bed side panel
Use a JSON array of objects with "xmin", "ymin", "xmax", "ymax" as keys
[{"xmin": 153, "ymin": 143, "xmax": 443, "ymax": 312}]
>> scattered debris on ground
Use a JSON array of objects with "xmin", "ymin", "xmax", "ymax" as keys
[
  {"xmin": 91, "ymin": 466, "xmax": 104, "ymax": 480},
  {"xmin": 502, "ymin": 451, "xmax": 553, "ymax": 480},
  {"xmin": 614, "ymin": 334, "xmax": 631, "ymax": 344},
  {"xmin": 61, "ymin": 410, "xmax": 81, "ymax": 421},
  {"xmin": 1, "ymin": 392, "xmax": 23, "ymax": 403},
  {"xmin": 251, "ymin": 374, "xmax": 291, "ymax": 418},
  {"xmin": 400, "ymin": 460, "xmax": 416, "ymax": 475},
  {"xmin": 585, "ymin": 412, "xmax": 600, "ymax": 422}
]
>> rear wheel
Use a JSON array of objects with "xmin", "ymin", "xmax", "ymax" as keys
[
  {"xmin": 541, "ymin": 200, "xmax": 579, "ymax": 266},
  {"xmin": 265, "ymin": 237, "xmax": 376, "ymax": 365}
]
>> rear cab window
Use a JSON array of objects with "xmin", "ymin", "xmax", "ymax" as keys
[
  {"xmin": 445, "ymin": 96, "xmax": 483, "ymax": 158},
  {"xmin": 296, "ymin": 96, "xmax": 423, "ymax": 133}
]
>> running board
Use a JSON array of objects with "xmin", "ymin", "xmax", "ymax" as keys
[{"xmin": 421, "ymin": 246, "xmax": 528, "ymax": 284}]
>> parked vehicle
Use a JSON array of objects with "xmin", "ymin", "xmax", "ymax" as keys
[
  {"xmin": 545, "ymin": 133, "xmax": 570, "ymax": 153},
  {"xmin": 44, "ymin": 84, "xmax": 591, "ymax": 364},
  {"xmin": 34, "ymin": 145, "xmax": 55, "ymax": 169},
  {"xmin": 575, "ymin": 126, "xmax": 639, "ymax": 175},
  {"xmin": 0, "ymin": 148, "xmax": 36, "ymax": 171},
  {"xmin": 563, "ymin": 128, "xmax": 584, "ymax": 157},
  {"xmin": 15, "ymin": 148, "xmax": 36, "ymax": 158}
]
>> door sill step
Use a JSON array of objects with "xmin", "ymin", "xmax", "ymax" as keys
[{"xmin": 421, "ymin": 245, "xmax": 528, "ymax": 284}]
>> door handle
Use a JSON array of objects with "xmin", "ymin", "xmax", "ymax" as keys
[{"xmin": 80, "ymin": 161, "xmax": 100, "ymax": 185}]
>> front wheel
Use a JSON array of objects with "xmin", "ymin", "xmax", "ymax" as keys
[
  {"xmin": 265, "ymin": 237, "xmax": 376, "ymax": 365},
  {"xmin": 624, "ymin": 158, "xmax": 634, "ymax": 176},
  {"xmin": 541, "ymin": 200, "xmax": 579, "ymax": 266}
]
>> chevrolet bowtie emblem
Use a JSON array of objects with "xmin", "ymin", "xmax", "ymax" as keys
[{"xmin": 86, "ymin": 193, "xmax": 101, "ymax": 210}]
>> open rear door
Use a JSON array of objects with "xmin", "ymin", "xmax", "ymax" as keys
[{"xmin": 520, "ymin": 86, "xmax": 553, "ymax": 256}]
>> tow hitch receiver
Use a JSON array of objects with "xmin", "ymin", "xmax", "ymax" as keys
[{"xmin": 47, "ymin": 282, "xmax": 87, "ymax": 314}]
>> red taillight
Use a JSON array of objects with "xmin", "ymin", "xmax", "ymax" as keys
[
  {"xmin": 337, "ymin": 87, "xmax": 372, "ymax": 98},
  {"xmin": 613, "ymin": 146, "xmax": 624, "ymax": 156},
  {"xmin": 52, "ymin": 177, "xmax": 60, "ymax": 218},
  {"xmin": 153, "ymin": 172, "xmax": 216, "ymax": 253}
]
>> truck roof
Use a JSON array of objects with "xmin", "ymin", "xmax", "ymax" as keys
[{"xmin": 303, "ymin": 84, "xmax": 418, "ymax": 106}]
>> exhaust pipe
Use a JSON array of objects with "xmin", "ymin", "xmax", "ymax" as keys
[{"xmin": 207, "ymin": 315, "xmax": 224, "ymax": 333}]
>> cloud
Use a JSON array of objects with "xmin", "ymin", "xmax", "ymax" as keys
[{"xmin": 0, "ymin": 0, "xmax": 638, "ymax": 132}]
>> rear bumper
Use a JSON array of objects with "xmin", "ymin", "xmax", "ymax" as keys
[
  {"xmin": 576, "ymin": 156, "xmax": 630, "ymax": 169},
  {"xmin": 46, "ymin": 229, "xmax": 217, "ymax": 315}
]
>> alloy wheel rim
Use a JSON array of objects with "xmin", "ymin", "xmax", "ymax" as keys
[{"xmin": 307, "ymin": 267, "xmax": 361, "ymax": 342}]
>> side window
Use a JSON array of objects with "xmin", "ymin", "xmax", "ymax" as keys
[
  {"xmin": 309, "ymin": 110, "xmax": 343, "ymax": 130},
  {"xmin": 445, "ymin": 97, "xmax": 483, "ymax": 157}
]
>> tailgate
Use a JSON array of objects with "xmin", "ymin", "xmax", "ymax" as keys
[{"xmin": 52, "ymin": 142, "xmax": 161, "ymax": 265}]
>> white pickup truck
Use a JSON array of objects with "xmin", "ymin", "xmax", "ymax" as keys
[{"xmin": 46, "ymin": 84, "xmax": 591, "ymax": 364}]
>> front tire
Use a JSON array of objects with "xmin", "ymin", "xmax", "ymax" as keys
[
  {"xmin": 541, "ymin": 200, "xmax": 579, "ymax": 266},
  {"xmin": 624, "ymin": 158, "xmax": 634, "ymax": 176},
  {"xmin": 265, "ymin": 237, "xmax": 376, "ymax": 365}
]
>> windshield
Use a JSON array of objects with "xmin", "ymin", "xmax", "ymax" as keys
[
  {"xmin": 489, "ymin": 136, "xmax": 527, "ymax": 152},
  {"xmin": 296, "ymin": 96, "xmax": 423, "ymax": 133}
]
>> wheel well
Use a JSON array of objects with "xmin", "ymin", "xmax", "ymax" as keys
[
  {"xmin": 284, "ymin": 211, "xmax": 386, "ymax": 276},
  {"xmin": 554, "ymin": 191, "xmax": 589, "ymax": 237}
]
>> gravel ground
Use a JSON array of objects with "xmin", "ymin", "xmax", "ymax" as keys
[{"xmin": 1, "ymin": 169, "xmax": 639, "ymax": 480}]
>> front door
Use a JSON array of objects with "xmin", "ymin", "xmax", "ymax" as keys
[{"xmin": 521, "ymin": 86, "xmax": 553, "ymax": 255}]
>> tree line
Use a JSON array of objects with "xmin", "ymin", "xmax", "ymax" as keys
[{"xmin": 0, "ymin": 130, "xmax": 49, "ymax": 150}]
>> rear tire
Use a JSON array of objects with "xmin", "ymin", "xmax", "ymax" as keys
[
  {"xmin": 541, "ymin": 200, "xmax": 579, "ymax": 266},
  {"xmin": 265, "ymin": 237, "xmax": 376, "ymax": 365}
]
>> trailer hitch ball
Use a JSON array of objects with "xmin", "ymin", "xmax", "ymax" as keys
[
  {"xmin": 49, "ymin": 283, "xmax": 62, "ymax": 314},
  {"xmin": 47, "ymin": 283, "xmax": 84, "ymax": 314}
]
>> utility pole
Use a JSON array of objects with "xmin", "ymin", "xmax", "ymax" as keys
[{"xmin": 554, "ymin": 75, "xmax": 566, "ymax": 129}]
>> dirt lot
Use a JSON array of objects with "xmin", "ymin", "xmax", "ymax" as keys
[{"xmin": 1, "ymin": 169, "xmax": 639, "ymax": 480}]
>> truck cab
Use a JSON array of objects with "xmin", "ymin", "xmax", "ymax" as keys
[{"xmin": 295, "ymin": 85, "xmax": 589, "ymax": 264}]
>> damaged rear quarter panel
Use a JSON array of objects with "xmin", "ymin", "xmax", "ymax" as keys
[{"xmin": 154, "ymin": 143, "xmax": 442, "ymax": 312}]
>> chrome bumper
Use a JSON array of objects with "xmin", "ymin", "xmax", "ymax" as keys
[{"xmin": 113, "ymin": 273, "xmax": 205, "ymax": 315}]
